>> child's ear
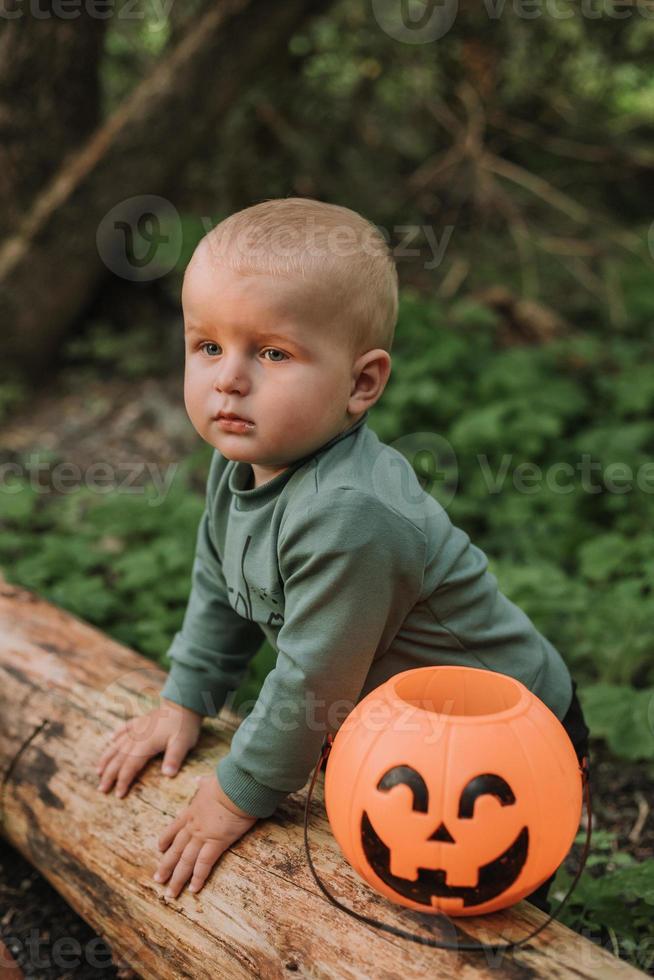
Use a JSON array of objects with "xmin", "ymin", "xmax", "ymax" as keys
[{"xmin": 348, "ymin": 349, "xmax": 392, "ymax": 415}]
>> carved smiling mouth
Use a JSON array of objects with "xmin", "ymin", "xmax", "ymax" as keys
[
  {"xmin": 361, "ymin": 812, "xmax": 529, "ymax": 907},
  {"xmin": 358, "ymin": 764, "xmax": 529, "ymax": 908}
]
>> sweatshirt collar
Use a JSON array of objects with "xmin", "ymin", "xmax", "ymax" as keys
[{"xmin": 228, "ymin": 411, "xmax": 369, "ymax": 508}]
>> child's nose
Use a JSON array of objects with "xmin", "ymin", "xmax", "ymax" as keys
[{"xmin": 213, "ymin": 358, "xmax": 250, "ymax": 394}]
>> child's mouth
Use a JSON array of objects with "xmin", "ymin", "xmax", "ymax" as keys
[{"xmin": 214, "ymin": 416, "xmax": 255, "ymax": 433}]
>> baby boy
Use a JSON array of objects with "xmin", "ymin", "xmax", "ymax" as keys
[{"xmin": 96, "ymin": 197, "xmax": 589, "ymax": 911}]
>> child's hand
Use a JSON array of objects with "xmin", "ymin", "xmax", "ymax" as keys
[
  {"xmin": 153, "ymin": 773, "xmax": 257, "ymax": 899},
  {"xmin": 96, "ymin": 698, "xmax": 203, "ymax": 797}
]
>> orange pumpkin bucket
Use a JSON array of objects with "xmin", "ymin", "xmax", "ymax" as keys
[{"xmin": 324, "ymin": 665, "xmax": 583, "ymax": 917}]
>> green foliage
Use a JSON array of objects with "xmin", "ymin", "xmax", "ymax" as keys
[
  {"xmin": 553, "ymin": 830, "xmax": 654, "ymax": 972},
  {"xmin": 0, "ymin": 379, "xmax": 27, "ymax": 425},
  {"xmin": 100, "ymin": 4, "xmax": 170, "ymax": 114},
  {"xmin": 581, "ymin": 684, "xmax": 654, "ymax": 761},
  {"xmin": 61, "ymin": 320, "xmax": 178, "ymax": 379},
  {"xmin": 0, "ymin": 447, "xmax": 211, "ymax": 660}
]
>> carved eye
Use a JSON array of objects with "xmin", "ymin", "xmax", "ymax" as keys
[
  {"xmin": 377, "ymin": 765, "xmax": 429, "ymax": 811},
  {"xmin": 376, "ymin": 767, "xmax": 517, "ymax": 819},
  {"xmin": 458, "ymin": 774, "xmax": 516, "ymax": 818}
]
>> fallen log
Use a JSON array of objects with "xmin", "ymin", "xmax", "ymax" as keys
[{"xmin": 0, "ymin": 574, "xmax": 646, "ymax": 979}]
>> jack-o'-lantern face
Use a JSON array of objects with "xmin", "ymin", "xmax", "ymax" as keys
[
  {"xmin": 324, "ymin": 667, "xmax": 584, "ymax": 918},
  {"xmin": 361, "ymin": 765, "xmax": 528, "ymax": 909}
]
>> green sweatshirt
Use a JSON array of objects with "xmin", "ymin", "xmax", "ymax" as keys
[{"xmin": 161, "ymin": 411, "xmax": 574, "ymax": 818}]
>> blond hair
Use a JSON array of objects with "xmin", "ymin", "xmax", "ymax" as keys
[{"xmin": 195, "ymin": 197, "xmax": 398, "ymax": 357}]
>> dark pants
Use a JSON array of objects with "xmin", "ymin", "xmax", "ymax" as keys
[{"xmin": 522, "ymin": 679, "xmax": 590, "ymax": 914}]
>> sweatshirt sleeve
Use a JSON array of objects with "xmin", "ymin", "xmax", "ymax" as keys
[
  {"xmin": 160, "ymin": 457, "xmax": 265, "ymax": 717},
  {"xmin": 216, "ymin": 487, "xmax": 426, "ymax": 817}
]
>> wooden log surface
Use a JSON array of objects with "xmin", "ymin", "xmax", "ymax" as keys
[{"xmin": 0, "ymin": 575, "xmax": 647, "ymax": 979}]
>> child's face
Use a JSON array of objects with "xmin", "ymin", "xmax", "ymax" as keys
[{"xmin": 182, "ymin": 245, "xmax": 361, "ymax": 485}]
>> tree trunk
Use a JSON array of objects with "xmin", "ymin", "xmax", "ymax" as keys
[
  {"xmin": 0, "ymin": 3, "xmax": 107, "ymax": 241},
  {"xmin": 0, "ymin": 574, "xmax": 646, "ymax": 979},
  {"xmin": 0, "ymin": 0, "xmax": 325, "ymax": 380}
]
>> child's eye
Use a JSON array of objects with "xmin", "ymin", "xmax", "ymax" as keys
[
  {"xmin": 196, "ymin": 343, "xmax": 289, "ymax": 361},
  {"xmin": 262, "ymin": 348, "xmax": 289, "ymax": 362}
]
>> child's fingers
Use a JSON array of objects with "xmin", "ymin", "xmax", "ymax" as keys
[
  {"xmin": 188, "ymin": 840, "xmax": 224, "ymax": 894},
  {"xmin": 161, "ymin": 738, "xmax": 190, "ymax": 777},
  {"xmin": 153, "ymin": 828, "xmax": 191, "ymax": 885},
  {"xmin": 96, "ymin": 741, "xmax": 122, "ymax": 777},
  {"xmin": 96, "ymin": 737, "xmax": 126, "ymax": 774},
  {"xmin": 157, "ymin": 811, "xmax": 186, "ymax": 852},
  {"xmin": 102, "ymin": 724, "xmax": 129, "ymax": 748},
  {"xmin": 97, "ymin": 753, "xmax": 123, "ymax": 792},
  {"xmin": 113, "ymin": 754, "xmax": 153, "ymax": 798},
  {"xmin": 159, "ymin": 838, "xmax": 198, "ymax": 898}
]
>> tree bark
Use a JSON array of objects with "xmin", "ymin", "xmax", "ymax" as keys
[
  {"xmin": 0, "ymin": 574, "xmax": 646, "ymax": 979},
  {"xmin": 0, "ymin": 2, "xmax": 107, "ymax": 242},
  {"xmin": 0, "ymin": 0, "xmax": 325, "ymax": 380}
]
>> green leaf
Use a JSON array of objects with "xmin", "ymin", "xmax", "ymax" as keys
[{"xmin": 580, "ymin": 683, "xmax": 654, "ymax": 760}]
